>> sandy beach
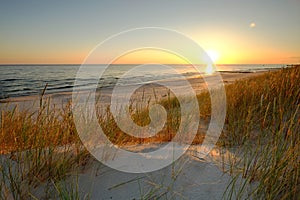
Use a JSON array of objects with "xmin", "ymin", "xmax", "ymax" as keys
[
  {"xmin": 2, "ymin": 1, "xmax": 300, "ymax": 198},
  {"xmin": 1, "ymin": 66, "xmax": 299, "ymax": 199},
  {"xmin": 0, "ymin": 70, "xmax": 272, "ymax": 199}
]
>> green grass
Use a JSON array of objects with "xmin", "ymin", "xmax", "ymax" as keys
[{"xmin": 0, "ymin": 65, "xmax": 299, "ymax": 199}]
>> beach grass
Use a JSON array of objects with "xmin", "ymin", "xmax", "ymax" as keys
[
  {"xmin": 0, "ymin": 65, "xmax": 299, "ymax": 199},
  {"xmin": 219, "ymin": 66, "xmax": 300, "ymax": 199}
]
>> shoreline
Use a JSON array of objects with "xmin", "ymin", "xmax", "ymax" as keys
[{"xmin": 0, "ymin": 70, "xmax": 269, "ymax": 107}]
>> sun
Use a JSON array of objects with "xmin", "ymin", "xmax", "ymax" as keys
[
  {"xmin": 204, "ymin": 49, "xmax": 219, "ymax": 74},
  {"xmin": 206, "ymin": 49, "xmax": 220, "ymax": 63}
]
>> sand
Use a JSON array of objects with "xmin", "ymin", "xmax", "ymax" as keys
[
  {"xmin": 1, "ymin": 143, "xmax": 251, "ymax": 199},
  {"xmin": 69, "ymin": 144, "xmax": 245, "ymax": 199},
  {"xmin": 0, "ymin": 71, "xmax": 267, "ymax": 199}
]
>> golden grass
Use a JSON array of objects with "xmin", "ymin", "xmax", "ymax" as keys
[
  {"xmin": 219, "ymin": 66, "xmax": 300, "ymax": 199},
  {"xmin": 0, "ymin": 65, "xmax": 299, "ymax": 199},
  {"xmin": 0, "ymin": 100, "xmax": 78, "ymax": 154}
]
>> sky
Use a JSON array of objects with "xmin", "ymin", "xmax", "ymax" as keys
[{"xmin": 0, "ymin": 0, "xmax": 300, "ymax": 64}]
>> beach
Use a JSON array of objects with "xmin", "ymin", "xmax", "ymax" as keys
[
  {"xmin": 1, "ymin": 0, "xmax": 300, "ymax": 198},
  {"xmin": 0, "ymin": 70, "xmax": 269, "ymax": 112},
  {"xmin": 2, "ymin": 66, "xmax": 299, "ymax": 199}
]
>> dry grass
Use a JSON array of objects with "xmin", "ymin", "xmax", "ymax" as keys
[
  {"xmin": 0, "ymin": 100, "xmax": 78, "ymax": 154},
  {"xmin": 219, "ymin": 66, "xmax": 300, "ymax": 199},
  {"xmin": 0, "ymin": 65, "xmax": 299, "ymax": 199}
]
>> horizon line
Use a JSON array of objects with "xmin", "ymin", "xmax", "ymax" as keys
[{"xmin": 0, "ymin": 63, "xmax": 296, "ymax": 66}]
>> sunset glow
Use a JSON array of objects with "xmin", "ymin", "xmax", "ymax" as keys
[
  {"xmin": 111, "ymin": 49, "xmax": 189, "ymax": 65},
  {"xmin": 0, "ymin": 1, "xmax": 299, "ymax": 64},
  {"xmin": 206, "ymin": 50, "xmax": 220, "ymax": 63},
  {"xmin": 205, "ymin": 64, "xmax": 216, "ymax": 74}
]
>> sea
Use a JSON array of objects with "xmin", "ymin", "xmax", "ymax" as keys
[{"xmin": 0, "ymin": 64, "xmax": 288, "ymax": 100}]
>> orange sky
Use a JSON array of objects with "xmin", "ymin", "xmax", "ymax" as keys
[{"xmin": 1, "ymin": 1, "xmax": 299, "ymax": 64}]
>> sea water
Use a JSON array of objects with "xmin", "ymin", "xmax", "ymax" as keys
[{"xmin": 0, "ymin": 64, "xmax": 287, "ymax": 99}]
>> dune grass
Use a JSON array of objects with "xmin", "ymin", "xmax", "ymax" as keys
[
  {"xmin": 0, "ymin": 65, "xmax": 299, "ymax": 199},
  {"xmin": 219, "ymin": 66, "xmax": 300, "ymax": 199},
  {"xmin": 0, "ymin": 96, "xmax": 89, "ymax": 199}
]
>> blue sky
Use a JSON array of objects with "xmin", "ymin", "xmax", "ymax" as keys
[{"xmin": 1, "ymin": 0, "xmax": 299, "ymax": 64}]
